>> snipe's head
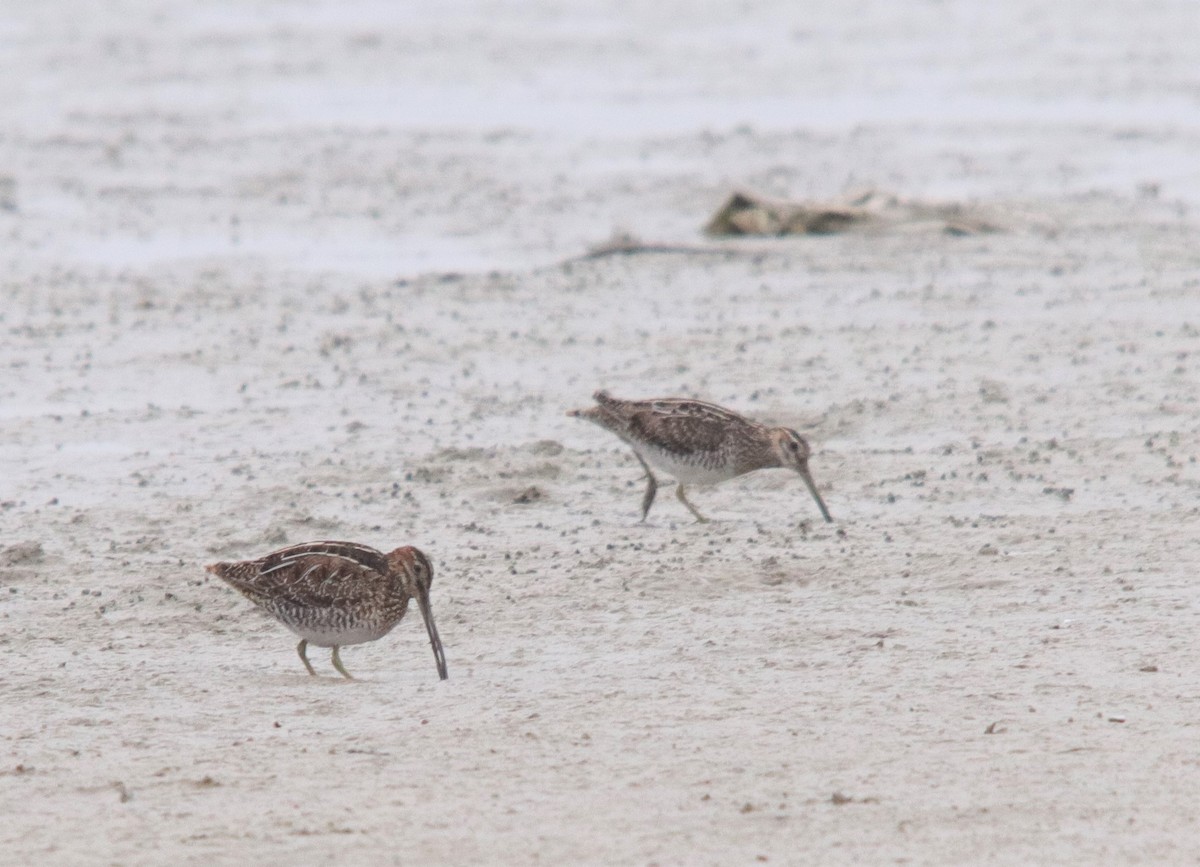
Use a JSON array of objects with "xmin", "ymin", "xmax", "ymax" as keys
[
  {"xmin": 387, "ymin": 546, "xmax": 449, "ymax": 681},
  {"xmin": 768, "ymin": 428, "xmax": 833, "ymax": 523}
]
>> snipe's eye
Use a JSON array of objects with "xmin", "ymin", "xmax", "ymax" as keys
[{"xmin": 789, "ymin": 441, "xmax": 800, "ymax": 451}]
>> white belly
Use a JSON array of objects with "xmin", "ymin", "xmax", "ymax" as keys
[
  {"xmin": 284, "ymin": 623, "xmax": 396, "ymax": 647},
  {"xmin": 635, "ymin": 445, "xmax": 733, "ymax": 485}
]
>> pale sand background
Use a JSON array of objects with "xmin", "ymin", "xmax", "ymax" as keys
[{"xmin": 3, "ymin": 2, "xmax": 1200, "ymax": 864}]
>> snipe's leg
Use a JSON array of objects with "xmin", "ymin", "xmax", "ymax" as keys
[
  {"xmin": 633, "ymin": 452, "xmax": 658, "ymax": 521},
  {"xmin": 296, "ymin": 639, "xmax": 317, "ymax": 676},
  {"xmin": 676, "ymin": 484, "xmax": 709, "ymax": 523},
  {"xmin": 330, "ymin": 646, "xmax": 354, "ymax": 680}
]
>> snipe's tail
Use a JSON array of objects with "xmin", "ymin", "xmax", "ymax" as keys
[{"xmin": 566, "ymin": 389, "xmax": 616, "ymax": 418}]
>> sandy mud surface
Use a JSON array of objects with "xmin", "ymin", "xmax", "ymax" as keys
[{"xmin": 2, "ymin": 1, "xmax": 1200, "ymax": 863}]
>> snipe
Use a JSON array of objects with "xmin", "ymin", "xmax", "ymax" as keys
[
  {"xmin": 207, "ymin": 541, "xmax": 449, "ymax": 680},
  {"xmin": 568, "ymin": 390, "xmax": 833, "ymax": 524}
]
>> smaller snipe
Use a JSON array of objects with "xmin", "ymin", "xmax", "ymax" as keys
[
  {"xmin": 568, "ymin": 390, "xmax": 833, "ymax": 524},
  {"xmin": 206, "ymin": 541, "xmax": 449, "ymax": 681}
]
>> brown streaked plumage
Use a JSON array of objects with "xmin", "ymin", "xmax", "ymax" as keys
[
  {"xmin": 568, "ymin": 390, "xmax": 833, "ymax": 524},
  {"xmin": 206, "ymin": 541, "xmax": 448, "ymax": 681}
]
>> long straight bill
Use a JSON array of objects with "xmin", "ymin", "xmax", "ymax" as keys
[
  {"xmin": 799, "ymin": 466, "xmax": 833, "ymax": 523},
  {"xmin": 417, "ymin": 589, "xmax": 450, "ymax": 680}
]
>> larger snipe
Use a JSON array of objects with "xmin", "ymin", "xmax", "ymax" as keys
[
  {"xmin": 568, "ymin": 390, "xmax": 833, "ymax": 524},
  {"xmin": 207, "ymin": 541, "xmax": 449, "ymax": 680}
]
